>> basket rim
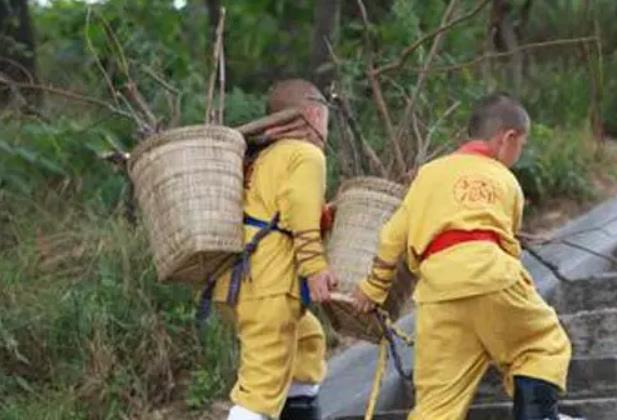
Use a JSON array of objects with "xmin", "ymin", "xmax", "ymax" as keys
[
  {"xmin": 338, "ymin": 176, "xmax": 406, "ymax": 200},
  {"xmin": 129, "ymin": 124, "xmax": 246, "ymax": 171}
]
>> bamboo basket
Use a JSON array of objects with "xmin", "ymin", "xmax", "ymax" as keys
[
  {"xmin": 324, "ymin": 177, "xmax": 414, "ymax": 343},
  {"xmin": 129, "ymin": 125, "xmax": 245, "ymax": 283}
]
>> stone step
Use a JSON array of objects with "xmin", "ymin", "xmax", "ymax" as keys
[
  {"xmin": 474, "ymin": 356, "xmax": 617, "ymax": 403},
  {"xmin": 333, "ymin": 397, "xmax": 617, "ymax": 420},
  {"xmin": 550, "ymin": 273, "xmax": 617, "ymax": 314},
  {"xmin": 560, "ymin": 308, "xmax": 617, "ymax": 357}
]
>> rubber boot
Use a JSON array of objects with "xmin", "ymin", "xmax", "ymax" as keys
[
  {"xmin": 513, "ymin": 375, "xmax": 560, "ymax": 420},
  {"xmin": 279, "ymin": 395, "xmax": 321, "ymax": 420}
]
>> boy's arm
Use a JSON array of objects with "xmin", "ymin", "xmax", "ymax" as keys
[
  {"xmin": 279, "ymin": 145, "xmax": 337, "ymax": 302},
  {"xmin": 357, "ymin": 196, "xmax": 412, "ymax": 305}
]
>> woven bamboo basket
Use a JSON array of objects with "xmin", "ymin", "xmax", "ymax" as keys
[
  {"xmin": 129, "ymin": 125, "xmax": 246, "ymax": 283},
  {"xmin": 324, "ymin": 177, "xmax": 415, "ymax": 343}
]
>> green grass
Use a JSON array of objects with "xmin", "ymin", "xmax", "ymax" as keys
[{"xmin": 0, "ymin": 193, "xmax": 236, "ymax": 419}]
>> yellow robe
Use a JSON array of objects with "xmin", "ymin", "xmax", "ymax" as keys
[
  {"xmin": 359, "ymin": 148, "xmax": 571, "ymax": 420},
  {"xmin": 360, "ymin": 151, "xmax": 527, "ymax": 304},
  {"xmin": 213, "ymin": 139, "xmax": 328, "ymax": 417},
  {"xmin": 213, "ymin": 139, "xmax": 328, "ymax": 302}
]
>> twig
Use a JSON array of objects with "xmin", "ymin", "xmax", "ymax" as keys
[
  {"xmin": 334, "ymin": 110, "xmax": 362, "ymax": 176},
  {"xmin": 116, "ymin": 90, "xmax": 148, "ymax": 133},
  {"xmin": 356, "ymin": 0, "xmax": 402, "ymax": 178},
  {"xmin": 0, "ymin": 77, "xmax": 134, "ymax": 120},
  {"xmin": 405, "ymin": 37, "xmax": 598, "ymax": 75},
  {"xmin": 217, "ymin": 8, "xmax": 227, "ymax": 124},
  {"xmin": 416, "ymin": 100, "xmax": 461, "ymax": 165},
  {"xmin": 374, "ymin": 0, "xmax": 492, "ymax": 76},
  {"xmin": 123, "ymin": 81, "xmax": 158, "ymax": 134},
  {"xmin": 332, "ymin": 93, "xmax": 388, "ymax": 178},
  {"xmin": 142, "ymin": 65, "xmax": 183, "ymax": 128},
  {"xmin": 0, "ymin": 57, "xmax": 35, "ymax": 83},
  {"xmin": 205, "ymin": 7, "xmax": 226, "ymax": 123},
  {"xmin": 96, "ymin": 10, "xmax": 130, "ymax": 78},
  {"xmin": 85, "ymin": 8, "xmax": 119, "ymax": 106},
  {"xmin": 393, "ymin": 0, "xmax": 459, "ymax": 176},
  {"xmin": 324, "ymin": 41, "xmax": 363, "ymax": 176},
  {"xmin": 141, "ymin": 65, "xmax": 180, "ymax": 95}
]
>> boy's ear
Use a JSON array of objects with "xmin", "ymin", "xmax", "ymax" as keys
[{"xmin": 504, "ymin": 129, "xmax": 519, "ymax": 142}]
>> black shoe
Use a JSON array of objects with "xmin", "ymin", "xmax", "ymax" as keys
[
  {"xmin": 279, "ymin": 395, "xmax": 321, "ymax": 420},
  {"xmin": 513, "ymin": 375, "xmax": 560, "ymax": 420}
]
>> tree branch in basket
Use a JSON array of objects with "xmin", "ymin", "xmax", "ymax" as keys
[
  {"xmin": 205, "ymin": 6, "xmax": 226, "ymax": 124},
  {"xmin": 394, "ymin": 0, "xmax": 459, "ymax": 168},
  {"xmin": 356, "ymin": 0, "xmax": 402, "ymax": 178},
  {"xmin": 324, "ymin": 40, "xmax": 363, "ymax": 176},
  {"xmin": 217, "ymin": 7, "xmax": 227, "ymax": 125},
  {"xmin": 141, "ymin": 65, "xmax": 183, "ymax": 128},
  {"xmin": 330, "ymin": 90, "xmax": 388, "ymax": 178},
  {"xmin": 84, "ymin": 8, "xmax": 122, "ymax": 108}
]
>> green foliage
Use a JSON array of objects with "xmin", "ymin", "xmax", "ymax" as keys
[
  {"xmin": 0, "ymin": 194, "xmax": 235, "ymax": 418},
  {"xmin": 186, "ymin": 316, "xmax": 237, "ymax": 409},
  {"xmin": 514, "ymin": 125, "xmax": 595, "ymax": 204}
]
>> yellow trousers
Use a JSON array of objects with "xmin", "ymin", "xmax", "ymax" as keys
[
  {"xmin": 408, "ymin": 278, "xmax": 571, "ymax": 420},
  {"xmin": 218, "ymin": 295, "xmax": 326, "ymax": 418}
]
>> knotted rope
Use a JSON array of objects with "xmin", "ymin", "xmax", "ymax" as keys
[{"xmin": 364, "ymin": 309, "xmax": 415, "ymax": 420}]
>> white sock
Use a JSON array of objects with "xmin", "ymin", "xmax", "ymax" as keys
[
  {"xmin": 287, "ymin": 381, "xmax": 320, "ymax": 398},
  {"xmin": 227, "ymin": 405, "xmax": 268, "ymax": 420}
]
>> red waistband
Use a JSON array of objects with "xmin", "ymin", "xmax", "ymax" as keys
[{"xmin": 420, "ymin": 229, "xmax": 501, "ymax": 262}]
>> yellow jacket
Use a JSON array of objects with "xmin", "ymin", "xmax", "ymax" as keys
[
  {"xmin": 213, "ymin": 139, "xmax": 328, "ymax": 302},
  {"xmin": 360, "ymin": 146, "xmax": 529, "ymax": 303}
]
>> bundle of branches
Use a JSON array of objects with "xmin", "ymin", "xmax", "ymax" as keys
[{"xmin": 328, "ymin": 0, "xmax": 601, "ymax": 185}]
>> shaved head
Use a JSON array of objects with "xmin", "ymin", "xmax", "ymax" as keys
[
  {"xmin": 265, "ymin": 78, "xmax": 329, "ymax": 146},
  {"xmin": 468, "ymin": 93, "xmax": 530, "ymax": 139},
  {"xmin": 266, "ymin": 79, "xmax": 326, "ymax": 113}
]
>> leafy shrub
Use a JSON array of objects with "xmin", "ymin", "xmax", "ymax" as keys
[
  {"xmin": 514, "ymin": 124, "xmax": 595, "ymax": 204},
  {"xmin": 0, "ymin": 194, "xmax": 235, "ymax": 418}
]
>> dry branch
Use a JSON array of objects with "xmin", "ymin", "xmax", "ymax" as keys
[
  {"xmin": 374, "ymin": 0, "xmax": 492, "ymax": 76},
  {"xmin": 205, "ymin": 7, "xmax": 226, "ymax": 124},
  {"xmin": 0, "ymin": 77, "xmax": 134, "ymax": 120},
  {"xmin": 332, "ymin": 92, "xmax": 388, "ymax": 178},
  {"xmin": 356, "ymin": 0, "xmax": 402, "ymax": 178},
  {"xmin": 393, "ymin": 0, "xmax": 459, "ymax": 178},
  {"xmin": 85, "ymin": 8, "xmax": 119, "ymax": 107},
  {"xmin": 0, "ymin": 57, "xmax": 35, "ymax": 84},
  {"xmin": 405, "ymin": 37, "xmax": 598, "ymax": 74}
]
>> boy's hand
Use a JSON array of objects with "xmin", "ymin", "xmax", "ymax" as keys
[
  {"xmin": 320, "ymin": 202, "xmax": 337, "ymax": 238},
  {"xmin": 352, "ymin": 286, "xmax": 376, "ymax": 314},
  {"xmin": 307, "ymin": 269, "xmax": 339, "ymax": 303}
]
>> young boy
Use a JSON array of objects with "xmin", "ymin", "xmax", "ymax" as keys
[
  {"xmin": 353, "ymin": 93, "xmax": 571, "ymax": 420},
  {"xmin": 212, "ymin": 79, "xmax": 338, "ymax": 420}
]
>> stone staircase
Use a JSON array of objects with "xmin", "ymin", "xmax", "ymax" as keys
[{"xmin": 335, "ymin": 273, "xmax": 617, "ymax": 419}]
